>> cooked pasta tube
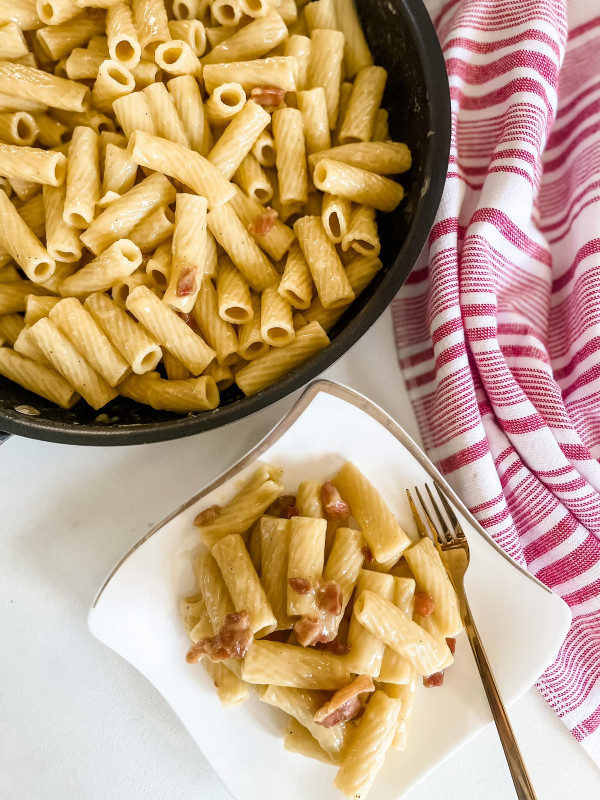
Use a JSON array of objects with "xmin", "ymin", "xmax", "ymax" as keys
[
  {"xmin": 14, "ymin": 324, "xmax": 51, "ymax": 366},
  {"xmin": 42, "ymin": 184, "xmax": 82, "ymax": 263},
  {"xmin": 8, "ymin": 177, "xmax": 39, "ymax": 201},
  {"xmin": 0, "ymin": 143, "xmax": 66, "ymax": 186},
  {"xmin": 296, "ymin": 87, "xmax": 330, "ymax": 155},
  {"xmin": 203, "ymin": 56, "xmax": 297, "ymax": 93},
  {"xmin": 237, "ymin": 0, "xmax": 269, "ymax": 17},
  {"xmin": 65, "ymin": 45, "xmax": 107, "ymax": 80},
  {"xmin": 333, "ymin": 462, "xmax": 411, "ymax": 563},
  {"xmin": 0, "ymin": 111, "xmax": 37, "ymax": 146},
  {"xmin": 161, "ymin": 349, "xmax": 189, "ymax": 381},
  {"xmin": 167, "ymin": 75, "xmax": 210, "ymax": 155},
  {"xmin": 0, "ymin": 313, "xmax": 25, "ymax": 345},
  {"xmin": 50, "ymin": 107, "xmax": 115, "ymax": 136},
  {"xmin": 193, "ymin": 551, "xmax": 235, "ymax": 633},
  {"xmin": 251, "ymin": 129, "xmax": 276, "ymax": 167},
  {"xmin": 387, "ymin": 672, "xmax": 419, "ymax": 750},
  {"xmin": 216, "ymin": 255, "xmax": 253, "ymax": 323},
  {"xmin": 99, "ymin": 143, "xmax": 137, "ymax": 206},
  {"xmin": 295, "ymin": 480, "xmax": 322, "ymax": 517},
  {"xmin": 272, "ymin": 107, "xmax": 308, "ymax": 204},
  {"xmin": 80, "ymin": 172, "xmax": 176, "ymax": 255},
  {"xmin": 203, "ymin": 359, "xmax": 233, "ymax": 390},
  {"xmin": 278, "ymin": 241, "xmax": 312, "ymax": 309},
  {"xmin": 378, "ymin": 576, "xmax": 415, "ymax": 685},
  {"xmin": 342, "ymin": 204, "xmax": 379, "ymax": 256},
  {"xmin": 283, "ymin": 34, "xmax": 310, "ymax": 92},
  {"xmin": 313, "ymin": 158, "xmax": 404, "ymax": 212},
  {"xmin": 207, "ymin": 99, "xmax": 271, "ymax": 180},
  {"xmin": 242, "ymin": 640, "xmax": 350, "ymax": 689},
  {"xmin": 304, "ymin": 0, "xmax": 336, "ymax": 31},
  {"xmin": 237, "ymin": 292, "xmax": 268, "ymax": 360},
  {"xmin": 205, "ymin": 81, "xmax": 246, "ymax": 126},
  {"xmin": 259, "ymin": 516, "xmax": 293, "ymax": 629},
  {"xmin": 234, "ymin": 153, "xmax": 272, "ymax": 203},
  {"xmin": 84, "ymin": 290, "xmax": 162, "ymax": 374},
  {"xmin": 345, "ymin": 570, "xmax": 394, "ymax": 676},
  {"xmin": 203, "ymin": 659, "xmax": 249, "ymax": 708},
  {"xmin": 0, "ymin": 280, "xmax": 46, "ymax": 314},
  {"xmin": 331, "ymin": 80, "xmax": 352, "ymax": 146},
  {"xmin": 235, "ymin": 319, "xmax": 328, "ymax": 395},
  {"xmin": 132, "ymin": 0, "xmax": 170, "ymax": 57},
  {"xmin": 333, "ymin": 691, "xmax": 400, "ymax": 799},
  {"xmin": 321, "ymin": 193, "xmax": 351, "ymax": 243},
  {"xmin": 207, "ymin": 202, "xmax": 278, "ymax": 291},
  {"xmin": 181, "ymin": 592, "xmax": 211, "ymax": 637},
  {"xmin": 0, "ymin": 190, "xmax": 54, "ymax": 282},
  {"xmin": 0, "ymin": 347, "xmax": 79, "ymax": 408},
  {"xmin": 229, "ymin": 186, "xmax": 294, "ymax": 261},
  {"xmin": 24, "ymin": 295, "xmax": 59, "ymax": 326},
  {"xmin": 283, "ymin": 717, "xmax": 340, "ymax": 765},
  {"xmin": 126, "ymin": 285, "xmax": 215, "ymax": 375},
  {"xmin": 205, "ymin": 25, "xmax": 235, "ymax": 48},
  {"xmin": 202, "ymin": 9, "xmax": 287, "ymax": 64},
  {"xmin": 293, "ymin": 215, "xmax": 353, "ymax": 309},
  {"xmin": 129, "ymin": 205, "xmax": 174, "ymax": 252},
  {"xmin": 211, "ymin": 0, "xmax": 243, "ymax": 27},
  {"xmin": 260, "ymin": 285, "xmax": 294, "ymax": 347},
  {"xmin": 286, "ymin": 515, "xmax": 326, "ymax": 615},
  {"xmin": 404, "ymin": 537, "xmax": 463, "ymax": 638},
  {"xmin": 212, "ymin": 533, "xmax": 277, "ymax": 636},
  {"xmin": 112, "ymin": 91, "xmax": 155, "ymax": 138},
  {"xmin": 107, "ymin": 2, "xmax": 141, "ymax": 69},
  {"xmin": 339, "ymin": 65, "xmax": 387, "ymax": 144},
  {"xmin": 36, "ymin": 12, "xmax": 106, "ymax": 61},
  {"xmin": 323, "ymin": 526, "xmax": 364, "ymax": 626},
  {"xmin": 49, "ymin": 297, "xmax": 130, "ymax": 387},
  {"xmin": 310, "ymin": 142, "xmax": 411, "ymax": 175},
  {"xmin": 0, "ymin": 22, "xmax": 28, "ymax": 59},
  {"xmin": 64, "ymin": 125, "xmax": 99, "ymax": 228},
  {"xmin": 131, "ymin": 58, "xmax": 160, "ymax": 88},
  {"xmin": 307, "ymin": 29, "xmax": 344, "ymax": 128},
  {"xmin": 0, "ymin": 0, "xmax": 42, "ymax": 32},
  {"xmin": 332, "ymin": 0, "xmax": 372, "ymax": 77},
  {"xmin": 28, "ymin": 317, "xmax": 117, "ymax": 409},
  {"xmin": 168, "ymin": 20, "xmax": 206, "ymax": 56},
  {"xmin": 127, "ymin": 130, "xmax": 234, "ymax": 208},
  {"xmin": 145, "ymin": 241, "xmax": 171, "ymax": 291},
  {"xmin": 91, "ymin": 59, "xmax": 135, "ymax": 114},
  {"xmin": 34, "ymin": 114, "xmax": 68, "ymax": 148},
  {"xmin": 120, "ymin": 371, "xmax": 220, "ymax": 411},
  {"xmin": 61, "ymin": 240, "xmax": 142, "ymax": 296},
  {"xmin": 192, "ymin": 280, "xmax": 238, "ymax": 365},
  {"xmin": 111, "ymin": 272, "xmax": 148, "ymax": 308},
  {"xmin": 260, "ymin": 685, "xmax": 350, "ymax": 757},
  {"xmin": 163, "ymin": 193, "xmax": 207, "ymax": 314},
  {"xmin": 172, "ymin": 0, "xmax": 209, "ymax": 21},
  {"xmin": 355, "ymin": 590, "xmax": 455, "ymax": 676},
  {"xmin": 199, "ymin": 487, "xmax": 286, "ymax": 553},
  {"xmin": 155, "ymin": 39, "xmax": 201, "ymax": 75},
  {"xmin": 0, "ymin": 264, "xmax": 18, "ymax": 281},
  {"xmin": 36, "ymin": 0, "xmax": 79, "ymax": 25}
]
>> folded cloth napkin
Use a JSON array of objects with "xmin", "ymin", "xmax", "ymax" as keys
[{"xmin": 392, "ymin": 0, "xmax": 600, "ymax": 764}]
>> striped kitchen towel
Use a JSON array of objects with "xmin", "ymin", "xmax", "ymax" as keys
[{"xmin": 391, "ymin": 0, "xmax": 600, "ymax": 764}]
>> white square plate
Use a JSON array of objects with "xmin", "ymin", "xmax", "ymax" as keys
[{"xmin": 88, "ymin": 380, "xmax": 571, "ymax": 800}]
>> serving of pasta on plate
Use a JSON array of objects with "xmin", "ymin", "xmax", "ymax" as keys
[
  {"xmin": 0, "ymin": 0, "xmax": 411, "ymax": 415},
  {"xmin": 182, "ymin": 460, "xmax": 463, "ymax": 800}
]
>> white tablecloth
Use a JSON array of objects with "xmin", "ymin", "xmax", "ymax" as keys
[{"xmin": 1, "ymin": 309, "xmax": 599, "ymax": 800}]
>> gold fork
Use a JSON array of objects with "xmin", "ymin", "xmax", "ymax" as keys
[{"xmin": 407, "ymin": 482, "xmax": 537, "ymax": 800}]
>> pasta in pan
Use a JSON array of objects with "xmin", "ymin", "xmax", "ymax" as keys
[
  {"xmin": 0, "ymin": 0, "xmax": 410, "ymax": 416},
  {"xmin": 183, "ymin": 462, "xmax": 463, "ymax": 799}
]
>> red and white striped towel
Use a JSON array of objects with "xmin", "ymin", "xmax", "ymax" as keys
[{"xmin": 392, "ymin": 0, "xmax": 600, "ymax": 764}]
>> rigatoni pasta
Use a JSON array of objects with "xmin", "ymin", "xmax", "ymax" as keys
[
  {"xmin": 181, "ymin": 463, "xmax": 462, "ymax": 798},
  {"xmin": 0, "ymin": 0, "xmax": 410, "ymax": 419}
]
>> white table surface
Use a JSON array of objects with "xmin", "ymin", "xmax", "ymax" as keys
[{"xmin": 1, "ymin": 308, "xmax": 599, "ymax": 800}]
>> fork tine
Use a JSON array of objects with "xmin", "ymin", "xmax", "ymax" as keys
[
  {"xmin": 414, "ymin": 486, "xmax": 445, "ymax": 549},
  {"xmin": 406, "ymin": 488, "xmax": 429, "ymax": 540},
  {"xmin": 434, "ymin": 481, "xmax": 466, "ymax": 540},
  {"xmin": 425, "ymin": 483, "xmax": 450, "ymax": 540}
]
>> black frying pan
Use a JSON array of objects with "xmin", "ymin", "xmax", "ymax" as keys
[{"xmin": 0, "ymin": 0, "xmax": 450, "ymax": 445}]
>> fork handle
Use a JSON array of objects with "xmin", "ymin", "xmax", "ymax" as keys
[{"xmin": 462, "ymin": 596, "xmax": 537, "ymax": 800}]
